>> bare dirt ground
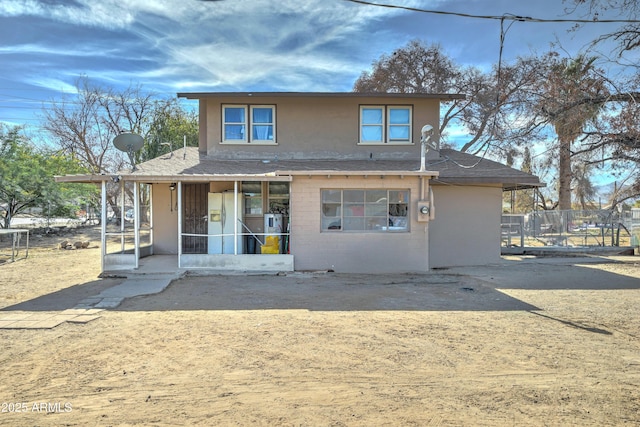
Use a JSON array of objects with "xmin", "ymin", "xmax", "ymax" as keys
[{"xmin": 1, "ymin": 225, "xmax": 640, "ymax": 426}]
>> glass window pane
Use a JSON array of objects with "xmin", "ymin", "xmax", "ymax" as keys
[
  {"xmin": 365, "ymin": 190, "xmax": 386, "ymax": 202},
  {"xmin": 389, "ymin": 108, "xmax": 410, "ymax": 124},
  {"xmin": 253, "ymin": 108, "xmax": 273, "ymax": 123},
  {"xmin": 322, "ymin": 190, "xmax": 342, "ymax": 203},
  {"xmin": 269, "ymin": 182, "xmax": 289, "ymax": 195},
  {"xmin": 344, "ymin": 190, "xmax": 364, "ymax": 202},
  {"xmin": 225, "ymin": 124, "xmax": 245, "ymax": 140},
  {"xmin": 389, "ymin": 125, "xmax": 410, "ymax": 140},
  {"xmin": 389, "ymin": 190, "xmax": 409, "ymax": 204},
  {"xmin": 344, "ymin": 217, "xmax": 365, "ymax": 231},
  {"xmin": 366, "ymin": 217, "xmax": 387, "ymax": 230},
  {"xmin": 361, "ymin": 126, "xmax": 383, "ymax": 142},
  {"xmin": 344, "ymin": 204, "xmax": 364, "ymax": 216},
  {"xmin": 242, "ymin": 181, "xmax": 262, "ymax": 195},
  {"xmin": 245, "ymin": 198, "xmax": 263, "ymax": 215},
  {"xmin": 321, "ymin": 189, "xmax": 411, "ymax": 232},
  {"xmin": 362, "ymin": 108, "xmax": 383, "ymax": 124},
  {"xmin": 225, "ymin": 107, "xmax": 245, "ymax": 123},
  {"xmin": 252, "ymin": 125, "xmax": 273, "ymax": 140}
]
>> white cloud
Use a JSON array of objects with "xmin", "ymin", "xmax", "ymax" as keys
[{"xmin": 26, "ymin": 77, "xmax": 78, "ymax": 94}]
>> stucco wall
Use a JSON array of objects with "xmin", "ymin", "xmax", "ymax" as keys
[
  {"xmin": 200, "ymin": 95, "xmax": 441, "ymax": 161},
  {"xmin": 289, "ymin": 175, "xmax": 429, "ymax": 273},
  {"xmin": 152, "ymin": 183, "xmax": 178, "ymax": 254},
  {"xmin": 428, "ymin": 185, "xmax": 502, "ymax": 268}
]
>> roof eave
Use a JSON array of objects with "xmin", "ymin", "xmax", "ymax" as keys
[{"xmin": 177, "ymin": 91, "xmax": 466, "ymax": 101}]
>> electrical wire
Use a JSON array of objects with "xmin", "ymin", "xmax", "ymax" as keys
[{"xmin": 343, "ymin": 0, "xmax": 640, "ymax": 23}]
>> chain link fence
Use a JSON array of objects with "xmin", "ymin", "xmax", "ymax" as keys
[{"xmin": 502, "ymin": 209, "xmax": 640, "ymax": 248}]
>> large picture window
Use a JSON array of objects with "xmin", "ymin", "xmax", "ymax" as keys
[
  {"xmin": 222, "ymin": 104, "xmax": 276, "ymax": 144},
  {"xmin": 359, "ymin": 105, "xmax": 412, "ymax": 144},
  {"xmin": 321, "ymin": 189, "xmax": 409, "ymax": 232}
]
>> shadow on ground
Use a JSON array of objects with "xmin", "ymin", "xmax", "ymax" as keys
[
  {"xmin": 116, "ymin": 273, "xmax": 541, "ymax": 312},
  {"xmin": 1, "ymin": 278, "xmax": 122, "ymax": 312},
  {"xmin": 2, "ymin": 257, "xmax": 639, "ymax": 313}
]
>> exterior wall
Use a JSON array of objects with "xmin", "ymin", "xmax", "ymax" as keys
[
  {"xmin": 152, "ymin": 183, "xmax": 178, "ymax": 254},
  {"xmin": 290, "ymin": 175, "xmax": 429, "ymax": 273},
  {"xmin": 429, "ymin": 185, "xmax": 502, "ymax": 268},
  {"xmin": 201, "ymin": 95, "xmax": 441, "ymax": 161}
]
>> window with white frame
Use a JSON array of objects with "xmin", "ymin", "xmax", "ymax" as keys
[
  {"xmin": 321, "ymin": 189, "xmax": 410, "ymax": 232},
  {"xmin": 359, "ymin": 105, "xmax": 412, "ymax": 144},
  {"xmin": 222, "ymin": 104, "xmax": 276, "ymax": 143}
]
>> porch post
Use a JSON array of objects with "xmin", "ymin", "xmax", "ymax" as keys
[
  {"xmin": 177, "ymin": 181, "xmax": 182, "ymax": 268},
  {"xmin": 149, "ymin": 184, "xmax": 154, "ymax": 254},
  {"xmin": 234, "ymin": 180, "xmax": 239, "ymax": 255},
  {"xmin": 120, "ymin": 179, "xmax": 125, "ymax": 252},
  {"xmin": 101, "ymin": 180, "xmax": 107, "ymax": 272},
  {"xmin": 134, "ymin": 181, "xmax": 140, "ymax": 269}
]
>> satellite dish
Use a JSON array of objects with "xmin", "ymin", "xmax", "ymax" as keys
[{"xmin": 113, "ymin": 133, "xmax": 144, "ymax": 171}]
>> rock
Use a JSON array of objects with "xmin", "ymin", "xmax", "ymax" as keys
[
  {"xmin": 81, "ymin": 241, "xmax": 90, "ymax": 248},
  {"xmin": 59, "ymin": 241, "xmax": 69, "ymax": 249},
  {"xmin": 74, "ymin": 241, "xmax": 83, "ymax": 249}
]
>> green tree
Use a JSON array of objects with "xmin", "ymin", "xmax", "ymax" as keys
[
  {"xmin": 0, "ymin": 125, "xmax": 97, "ymax": 229},
  {"xmin": 140, "ymin": 98, "xmax": 199, "ymax": 161}
]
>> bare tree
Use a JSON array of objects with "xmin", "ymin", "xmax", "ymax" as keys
[
  {"xmin": 566, "ymin": 0, "xmax": 640, "ymax": 55},
  {"xmin": 42, "ymin": 77, "xmax": 184, "ymax": 219},
  {"xmin": 353, "ymin": 40, "xmax": 544, "ymax": 157}
]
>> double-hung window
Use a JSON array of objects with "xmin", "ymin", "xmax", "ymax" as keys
[
  {"xmin": 222, "ymin": 104, "xmax": 276, "ymax": 144},
  {"xmin": 321, "ymin": 189, "xmax": 410, "ymax": 232},
  {"xmin": 359, "ymin": 105, "xmax": 412, "ymax": 144}
]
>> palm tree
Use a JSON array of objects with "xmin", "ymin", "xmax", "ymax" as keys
[
  {"xmin": 540, "ymin": 54, "xmax": 607, "ymax": 210},
  {"xmin": 573, "ymin": 163, "xmax": 597, "ymax": 210}
]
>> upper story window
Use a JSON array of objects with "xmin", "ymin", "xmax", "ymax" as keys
[
  {"xmin": 222, "ymin": 104, "xmax": 276, "ymax": 144},
  {"xmin": 359, "ymin": 105, "xmax": 412, "ymax": 144}
]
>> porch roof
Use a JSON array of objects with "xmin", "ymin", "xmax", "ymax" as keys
[{"xmin": 55, "ymin": 147, "xmax": 543, "ymax": 190}]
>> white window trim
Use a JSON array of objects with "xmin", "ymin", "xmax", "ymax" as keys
[
  {"xmin": 250, "ymin": 105, "xmax": 276, "ymax": 144},
  {"xmin": 221, "ymin": 104, "xmax": 277, "ymax": 145},
  {"xmin": 358, "ymin": 105, "xmax": 413, "ymax": 145},
  {"xmin": 359, "ymin": 105, "xmax": 385, "ymax": 144},
  {"xmin": 387, "ymin": 106, "xmax": 412, "ymax": 144},
  {"xmin": 222, "ymin": 104, "xmax": 248, "ymax": 143}
]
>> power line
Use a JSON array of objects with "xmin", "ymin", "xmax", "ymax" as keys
[{"xmin": 343, "ymin": 0, "xmax": 640, "ymax": 23}]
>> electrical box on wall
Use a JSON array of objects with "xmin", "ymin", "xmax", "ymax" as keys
[{"xmin": 417, "ymin": 201, "xmax": 430, "ymax": 222}]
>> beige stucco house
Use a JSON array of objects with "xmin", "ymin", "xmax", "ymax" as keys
[{"xmin": 56, "ymin": 92, "xmax": 541, "ymax": 273}]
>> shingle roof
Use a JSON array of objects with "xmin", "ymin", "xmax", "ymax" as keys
[{"xmin": 55, "ymin": 147, "xmax": 542, "ymax": 190}]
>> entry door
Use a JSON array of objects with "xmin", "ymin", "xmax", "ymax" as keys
[{"xmin": 182, "ymin": 183, "xmax": 209, "ymax": 254}]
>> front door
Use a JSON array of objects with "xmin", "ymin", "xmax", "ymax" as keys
[{"xmin": 182, "ymin": 183, "xmax": 209, "ymax": 254}]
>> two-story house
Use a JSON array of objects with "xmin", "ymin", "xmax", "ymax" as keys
[{"xmin": 56, "ymin": 92, "xmax": 541, "ymax": 274}]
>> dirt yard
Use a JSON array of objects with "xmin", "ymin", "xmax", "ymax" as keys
[{"xmin": 1, "ymin": 226, "xmax": 639, "ymax": 426}]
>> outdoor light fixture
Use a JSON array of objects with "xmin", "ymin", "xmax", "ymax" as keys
[{"xmin": 169, "ymin": 183, "xmax": 176, "ymax": 212}]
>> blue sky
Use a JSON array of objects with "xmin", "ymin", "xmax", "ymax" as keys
[{"xmin": 0, "ymin": 0, "xmax": 632, "ymax": 131}]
